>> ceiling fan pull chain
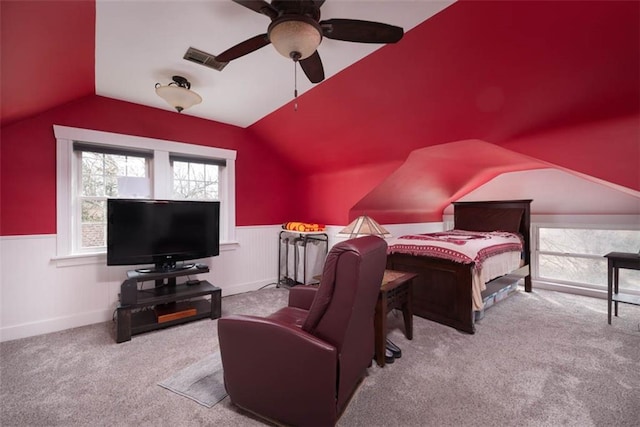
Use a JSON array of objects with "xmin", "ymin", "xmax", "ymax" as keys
[{"xmin": 294, "ymin": 61, "xmax": 298, "ymax": 111}]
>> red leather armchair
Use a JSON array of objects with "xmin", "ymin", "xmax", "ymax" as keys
[{"xmin": 218, "ymin": 236, "xmax": 388, "ymax": 426}]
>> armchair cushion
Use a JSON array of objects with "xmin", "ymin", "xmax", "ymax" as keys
[
  {"xmin": 267, "ymin": 306, "xmax": 307, "ymax": 328},
  {"xmin": 287, "ymin": 285, "xmax": 318, "ymax": 310}
]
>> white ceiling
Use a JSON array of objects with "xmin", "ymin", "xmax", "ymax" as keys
[{"xmin": 95, "ymin": 0, "xmax": 454, "ymax": 128}]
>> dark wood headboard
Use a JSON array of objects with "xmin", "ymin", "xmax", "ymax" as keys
[{"xmin": 453, "ymin": 199, "xmax": 532, "ymax": 266}]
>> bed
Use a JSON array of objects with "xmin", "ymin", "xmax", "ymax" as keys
[{"xmin": 385, "ymin": 200, "xmax": 532, "ymax": 334}]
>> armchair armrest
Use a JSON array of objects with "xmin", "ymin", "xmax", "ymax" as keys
[
  {"xmin": 288, "ymin": 285, "xmax": 318, "ymax": 310},
  {"xmin": 218, "ymin": 314, "xmax": 337, "ymax": 424}
]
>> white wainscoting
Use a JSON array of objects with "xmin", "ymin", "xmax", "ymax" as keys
[
  {"xmin": 0, "ymin": 226, "xmax": 282, "ymax": 342},
  {"xmin": 0, "ymin": 222, "xmax": 439, "ymax": 342}
]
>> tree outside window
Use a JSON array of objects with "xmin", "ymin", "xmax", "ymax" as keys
[
  {"xmin": 537, "ymin": 228, "xmax": 640, "ymax": 291},
  {"xmin": 80, "ymin": 151, "xmax": 148, "ymax": 248},
  {"xmin": 172, "ymin": 160, "xmax": 219, "ymax": 200}
]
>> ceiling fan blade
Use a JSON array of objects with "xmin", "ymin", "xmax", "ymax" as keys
[
  {"xmin": 299, "ymin": 51, "xmax": 325, "ymax": 83},
  {"xmin": 320, "ymin": 18, "xmax": 404, "ymax": 44},
  {"xmin": 216, "ymin": 34, "xmax": 270, "ymax": 62},
  {"xmin": 232, "ymin": 0, "xmax": 278, "ymax": 20}
]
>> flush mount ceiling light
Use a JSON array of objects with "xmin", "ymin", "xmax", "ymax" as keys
[
  {"xmin": 268, "ymin": 16, "xmax": 322, "ymax": 62},
  {"xmin": 155, "ymin": 75, "xmax": 202, "ymax": 113}
]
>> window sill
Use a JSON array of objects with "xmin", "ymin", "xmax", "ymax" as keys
[
  {"xmin": 52, "ymin": 240, "xmax": 240, "ymax": 268},
  {"xmin": 533, "ymin": 280, "xmax": 608, "ymax": 300},
  {"xmin": 51, "ymin": 252, "xmax": 107, "ymax": 267}
]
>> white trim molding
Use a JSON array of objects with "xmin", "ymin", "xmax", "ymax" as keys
[{"xmin": 53, "ymin": 125, "xmax": 237, "ymax": 265}]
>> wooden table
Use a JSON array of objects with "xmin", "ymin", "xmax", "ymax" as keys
[
  {"xmin": 605, "ymin": 252, "xmax": 640, "ymax": 325},
  {"xmin": 374, "ymin": 270, "xmax": 418, "ymax": 367}
]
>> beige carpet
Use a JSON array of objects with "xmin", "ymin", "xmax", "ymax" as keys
[
  {"xmin": 158, "ymin": 350, "xmax": 226, "ymax": 408},
  {"xmin": 1, "ymin": 286, "xmax": 639, "ymax": 426}
]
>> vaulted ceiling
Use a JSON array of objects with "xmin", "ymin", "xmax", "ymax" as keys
[
  {"xmin": 2, "ymin": 0, "xmax": 639, "ymax": 191},
  {"xmin": 249, "ymin": 0, "xmax": 640, "ymax": 175},
  {"xmin": 1, "ymin": 0, "xmax": 451, "ymax": 128}
]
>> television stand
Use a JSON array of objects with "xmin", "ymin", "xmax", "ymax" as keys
[
  {"xmin": 134, "ymin": 263, "xmax": 195, "ymax": 275},
  {"xmin": 115, "ymin": 266, "xmax": 221, "ymax": 343}
]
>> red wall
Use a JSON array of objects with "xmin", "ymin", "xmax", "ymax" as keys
[
  {"xmin": 295, "ymin": 113, "xmax": 639, "ymax": 225},
  {"xmin": 2, "ymin": 96, "xmax": 636, "ymax": 235},
  {"xmin": 300, "ymin": 161, "xmax": 403, "ymax": 225},
  {"xmin": 0, "ymin": 96, "xmax": 302, "ymax": 236},
  {"xmin": 1, "ymin": 1, "xmax": 637, "ymax": 231},
  {"xmin": 501, "ymin": 114, "xmax": 640, "ymax": 192},
  {"xmin": 1, "ymin": 0, "xmax": 95, "ymax": 127},
  {"xmin": 247, "ymin": 0, "xmax": 639, "ymax": 224}
]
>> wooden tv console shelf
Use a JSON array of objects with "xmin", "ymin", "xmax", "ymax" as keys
[{"xmin": 115, "ymin": 266, "xmax": 221, "ymax": 343}]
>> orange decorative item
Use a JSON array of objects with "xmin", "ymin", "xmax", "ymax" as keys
[{"xmin": 283, "ymin": 222, "xmax": 326, "ymax": 232}]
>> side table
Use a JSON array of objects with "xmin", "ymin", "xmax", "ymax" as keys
[
  {"xmin": 374, "ymin": 270, "xmax": 418, "ymax": 367},
  {"xmin": 605, "ymin": 252, "xmax": 640, "ymax": 325}
]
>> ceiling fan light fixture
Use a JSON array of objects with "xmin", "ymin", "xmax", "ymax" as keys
[
  {"xmin": 155, "ymin": 75, "xmax": 202, "ymax": 113},
  {"xmin": 269, "ymin": 17, "xmax": 322, "ymax": 61}
]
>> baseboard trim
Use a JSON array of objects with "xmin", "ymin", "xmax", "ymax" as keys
[
  {"xmin": 0, "ymin": 279, "xmax": 278, "ymax": 343},
  {"xmin": 0, "ymin": 308, "xmax": 114, "ymax": 343},
  {"xmin": 220, "ymin": 279, "xmax": 277, "ymax": 297}
]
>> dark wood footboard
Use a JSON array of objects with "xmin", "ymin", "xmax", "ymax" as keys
[
  {"xmin": 386, "ymin": 253, "xmax": 477, "ymax": 334},
  {"xmin": 387, "ymin": 254, "xmax": 531, "ymax": 334},
  {"xmin": 386, "ymin": 199, "xmax": 533, "ymax": 334}
]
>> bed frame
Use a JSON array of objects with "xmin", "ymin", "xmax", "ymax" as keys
[{"xmin": 386, "ymin": 200, "xmax": 532, "ymax": 334}]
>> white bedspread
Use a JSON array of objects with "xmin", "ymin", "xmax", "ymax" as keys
[{"xmin": 387, "ymin": 230, "xmax": 524, "ymax": 310}]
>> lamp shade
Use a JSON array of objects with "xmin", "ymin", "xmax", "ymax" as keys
[
  {"xmin": 155, "ymin": 76, "xmax": 202, "ymax": 113},
  {"xmin": 155, "ymin": 85, "xmax": 202, "ymax": 113},
  {"xmin": 337, "ymin": 215, "xmax": 391, "ymax": 239},
  {"xmin": 269, "ymin": 17, "xmax": 322, "ymax": 60}
]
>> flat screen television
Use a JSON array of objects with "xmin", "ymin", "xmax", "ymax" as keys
[{"xmin": 107, "ymin": 198, "xmax": 220, "ymax": 273}]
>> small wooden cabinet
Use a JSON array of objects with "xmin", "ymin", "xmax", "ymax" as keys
[{"xmin": 115, "ymin": 266, "xmax": 221, "ymax": 343}]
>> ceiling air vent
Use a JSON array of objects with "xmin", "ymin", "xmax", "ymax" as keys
[{"xmin": 183, "ymin": 47, "xmax": 228, "ymax": 71}]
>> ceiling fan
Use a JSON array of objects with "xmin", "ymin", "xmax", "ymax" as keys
[{"xmin": 216, "ymin": 0, "xmax": 404, "ymax": 83}]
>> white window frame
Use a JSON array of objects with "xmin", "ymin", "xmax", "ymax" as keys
[
  {"xmin": 53, "ymin": 125, "xmax": 238, "ymax": 266},
  {"xmin": 170, "ymin": 154, "xmax": 224, "ymax": 201},
  {"xmin": 74, "ymin": 144, "xmax": 153, "ymax": 253},
  {"xmin": 531, "ymin": 215, "xmax": 640, "ymax": 296}
]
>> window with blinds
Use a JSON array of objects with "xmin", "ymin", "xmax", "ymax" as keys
[
  {"xmin": 170, "ymin": 154, "xmax": 225, "ymax": 201},
  {"xmin": 55, "ymin": 125, "xmax": 238, "ymax": 261},
  {"xmin": 74, "ymin": 143, "xmax": 152, "ymax": 250}
]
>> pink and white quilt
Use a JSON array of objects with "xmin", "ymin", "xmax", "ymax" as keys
[{"xmin": 387, "ymin": 230, "xmax": 524, "ymax": 310}]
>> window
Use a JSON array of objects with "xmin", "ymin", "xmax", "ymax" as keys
[
  {"xmin": 171, "ymin": 155, "xmax": 225, "ymax": 201},
  {"xmin": 75, "ymin": 143, "xmax": 152, "ymax": 251},
  {"xmin": 54, "ymin": 125, "xmax": 237, "ymax": 265},
  {"xmin": 534, "ymin": 226, "xmax": 640, "ymax": 293}
]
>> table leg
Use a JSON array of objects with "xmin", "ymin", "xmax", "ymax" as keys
[
  {"xmin": 607, "ymin": 260, "xmax": 612, "ymax": 324},
  {"xmin": 374, "ymin": 294, "xmax": 386, "ymax": 367},
  {"xmin": 613, "ymin": 267, "xmax": 619, "ymax": 317},
  {"xmin": 116, "ymin": 307, "xmax": 132, "ymax": 343},
  {"xmin": 402, "ymin": 282, "xmax": 413, "ymax": 340},
  {"xmin": 210, "ymin": 289, "xmax": 222, "ymax": 319}
]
